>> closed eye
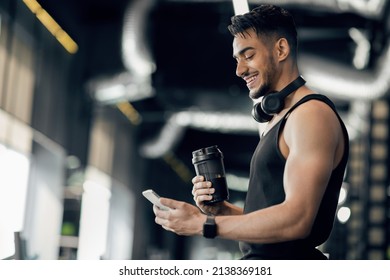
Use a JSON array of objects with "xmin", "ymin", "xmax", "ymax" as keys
[
  {"xmin": 234, "ymin": 54, "xmax": 254, "ymax": 64},
  {"xmin": 233, "ymin": 46, "xmax": 256, "ymax": 63}
]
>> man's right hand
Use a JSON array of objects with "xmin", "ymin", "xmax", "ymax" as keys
[{"xmin": 192, "ymin": 176, "xmax": 224, "ymax": 215}]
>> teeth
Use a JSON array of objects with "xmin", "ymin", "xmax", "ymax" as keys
[{"xmin": 247, "ymin": 75, "xmax": 257, "ymax": 83}]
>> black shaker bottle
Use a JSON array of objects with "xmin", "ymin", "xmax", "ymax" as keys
[{"xmin": 192, "ymin": 145, "xmax": 229, "ymax": 204}]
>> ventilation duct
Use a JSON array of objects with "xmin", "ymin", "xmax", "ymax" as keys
[
  {"xmin": 260, "ymin": 0, "xmax": 388, "ymax": 19},
  {"xmin": 87, "ymin": 72, "xmax": 154, "ymax": 105},
  {"xmin": 300, "ymin": 43, "xmax": 390, "ymax": 101},
  {"xmin": 122, "ymin": 0, "xmax": 156, "ymax": 77},
  {"xmin": 87, "ymin": 0, "xmax": 156, "ymax": 104},
  {"xmin": 140, "ymin": 114, "xmax": 187, "ymax": 159},
  {"xmin": 139, "ymin": 111, "xmax": 259, "ymax": 158},
  {"xmin": 167, "ymin": 0, "xmax": 387, "ymax": 18}
]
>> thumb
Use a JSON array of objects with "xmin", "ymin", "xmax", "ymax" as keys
[{"xmin": 160, "ymin": 197, "xmax": 183, "ymax": 209}]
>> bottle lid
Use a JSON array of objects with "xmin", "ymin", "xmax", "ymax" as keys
[{"xmin": 192, "ymin": 145, "xmax": 223, "ymax": 164}]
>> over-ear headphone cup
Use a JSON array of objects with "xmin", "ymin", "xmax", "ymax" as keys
[
  {"xmin": 262, "ymin": 94, "xmax": 284, "ymax": 115},
  {"xmin": 250, "ymin": 76, "xmax": 306, "ymax": 123},
  {"xmin": 252, "ymin": 102, "xmax": 273, "ymax": 123}
]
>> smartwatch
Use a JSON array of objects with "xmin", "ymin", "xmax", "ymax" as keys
[{"xmin": 203, "ymin": 215, "xmax": 217, "ymax": 239}]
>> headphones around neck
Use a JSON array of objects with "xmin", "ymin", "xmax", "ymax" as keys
[{"xmin": 251, "ymin": 75, "xmax": 306, "ymax": 123}]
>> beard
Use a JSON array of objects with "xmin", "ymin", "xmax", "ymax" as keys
[
  {"xmin": 249, "ymin": 83, "xmax": 271, "ymax": 99},
  {"xmin": 249, "ymin": 55, "xmax": 277, "ymax": 100}
]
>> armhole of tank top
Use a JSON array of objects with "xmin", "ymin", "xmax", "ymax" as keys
[
  {"xmin": 281, "ymin": 94, "xmax": 349, "ymax": 169},
  {"xmin": 277, "ymin": 94, "xmax": 328, "ymax": 149}
]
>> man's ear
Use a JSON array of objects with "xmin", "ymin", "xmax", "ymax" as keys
[{"xmin": 275, "ymin": 38, "xmax": 290, "ymax": 62}]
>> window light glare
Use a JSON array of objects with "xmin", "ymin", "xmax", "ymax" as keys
[
  {"xmin": 78, "ymin": 180, "xmax": 111, "ymax": 259},
  {"xmin": 233, "ymin": 0, "xmax": 249, "ymax": 15}
]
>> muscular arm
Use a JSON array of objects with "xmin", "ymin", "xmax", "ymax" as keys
[
  {"xmin": 219, "ymin": 201, "xmax": 244, "ymax": 215},
  {"xmin": 209, "ymin": 101, "xmax": 343, "ymax": 243},
  {"xmin": 156, "ymin": 101, "xmax": 344, "ymax": 243}
]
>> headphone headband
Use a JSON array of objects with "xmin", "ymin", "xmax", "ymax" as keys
[
  {"xmin": 277, "ymin": 75, "xmax": 306, "ymax": 99},
  {"xmin": 252, "ymin": 75, "xmax": 306, "ymax": 123}
]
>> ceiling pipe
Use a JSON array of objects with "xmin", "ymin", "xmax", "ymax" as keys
[
  {"xmin": 87, "ymin": 0, "xmax": 157, "ymax": 105},
  {"xmin": 300, "ymin": 42, "xmax": 390, "ymax": 101},
  {"xmin": 122, "ymin": 0, "xmax": 157, "ymax": 77},
  {"xmin": 253, "ymin": 0, "xmax": 387, "ymax": 19},
  {"xmin": 166, "ymin": 0, "xmax": 388, "ymax": 19},
  {"xmin": 139, "ymin": 111, "xmax": 259, "ymax": 158},
  {"xmin": 139, "ymin": 114, "xmax": 187, "ymax": 159},
  {"xmin": 86, "ymin": 72, "xmax": 154, "ymax": 105}
]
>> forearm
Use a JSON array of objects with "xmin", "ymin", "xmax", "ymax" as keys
[
  {"xmin": 222, "ymin": 201, "xmax": 243, "ymax": 215},
  {"xmin": 205, "ymin": 201, "xmax": 243, "ymax": 216},
  {"xmin": 214, "ymin": 204, "xmax": 311, "ymax": 244}
]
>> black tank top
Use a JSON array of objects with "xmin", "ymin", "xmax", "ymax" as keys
[{"xmin": 240, "ymin": 94, "xmax": 349, "ymax": 260}]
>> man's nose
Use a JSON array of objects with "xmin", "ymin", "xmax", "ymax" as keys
[{"xmin": 235, "ymin": 60, "xmax": 247, "ymax": 78}]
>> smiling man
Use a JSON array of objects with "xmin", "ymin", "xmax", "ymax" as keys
[{"xmin": 153, "ymin": 4, "xmax": 349, "ymax": 260}]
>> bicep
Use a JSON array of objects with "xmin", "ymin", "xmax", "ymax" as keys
[
  {"xmin": 284, "ymin": 145, "xmax": 333, "ymax": 212},
  {"xmin": 282, "ymin": 103, "xmax": 339, "ymax": 224}
]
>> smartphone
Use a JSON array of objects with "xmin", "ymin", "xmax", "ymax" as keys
[{"xmin": 142, "ymin": 189, "xmax": 170, "ymax": 211}]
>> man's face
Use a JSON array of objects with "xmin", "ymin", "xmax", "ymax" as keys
[{"xmin": 232, "ymin": 29, "xmax": 277, "ymax": 100}]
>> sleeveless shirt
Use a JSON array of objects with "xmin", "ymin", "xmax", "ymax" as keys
[{"xmin": 239, "ymin": 94, "xmax": 349, "ymax": 260}]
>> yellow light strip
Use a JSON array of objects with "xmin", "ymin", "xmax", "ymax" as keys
[
  {"xmin": 116, "ymin": 102, "xmax": 142, "ymax": 125},
  {"xmin": 23, "ymin": 0, "xmax": 78, "ymax": 54},
  {"xmin": 163, "ymin": 152, "xmax": 194, "ymax": 183}
]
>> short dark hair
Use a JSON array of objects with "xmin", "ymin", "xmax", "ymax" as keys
[{"xmin": 228, "ymin": 4, "xmax": 298, "ymax": 58}]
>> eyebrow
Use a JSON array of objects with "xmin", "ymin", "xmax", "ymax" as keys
[{"xmin": 233, "ymin": 46, "xmax": 255, "ymax": 59}]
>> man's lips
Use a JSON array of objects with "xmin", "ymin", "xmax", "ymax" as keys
[{"xmin": 244, "ymin": 74, "xmax": 258, "ymax": 89}]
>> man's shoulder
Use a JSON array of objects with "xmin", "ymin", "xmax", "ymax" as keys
[
  {"xmin": 290, "ymin": 94, "xmax": 338, "ymax": 119},
  {"xmin": 285, "ymin": 96, "xmax": 342, "ymax": 138}
]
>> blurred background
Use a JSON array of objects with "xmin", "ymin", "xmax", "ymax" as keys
[{"xmin": 0, "ymin": 0, "xmax": 389, "ymax": 260}]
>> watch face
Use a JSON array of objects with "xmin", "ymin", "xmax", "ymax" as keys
[{"xmin": 203, "ymin": 216, "xmax": 217, "ymax": 238}]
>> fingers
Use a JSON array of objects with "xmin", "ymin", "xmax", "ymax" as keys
[
  {"xmin": 153, "ymin": 204, "xmax": 169, "ymax": 218},
  {"xmin": 192, "ymin": 176, "xmax": 211, "ymax": 194},
  {"xmin": 153, "ymin": 199, "xmax": 189, "ymax": 217},
  {"xmin": 153, "ymin": 200, "xmax": 202, "ymax": 235},
  {"xmin": 155, "ymin": 215, "xmax": 175, "ymax": 233},
  {"xmin": 192, "ymin": 180, "xmax": 214, "ymax": 206},
  {"xmin": 154, "ymin": 200, "xmax": 205, "ymax": 236},
  {"xmin": 191, "ymin": 175, "xmax": 214, "ymax": 200},
  {"xmin": 191, "ymin": 175, "xmax": 204, "ymax": 184},
  {"xmin": 153, "ymin": 204, "xmax": 173, "ymax": 230},
  {"xmin": 159, "ymin": 197, "xmax": 180, "ymax": 209},
  {"xmin": 192, "ymin": 181, "xmax": 214, "ymax": 197}
]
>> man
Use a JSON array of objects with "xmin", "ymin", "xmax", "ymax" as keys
[{"xmin": 153, "ymin": 4, "xmax": 349, "ymax": 259}]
